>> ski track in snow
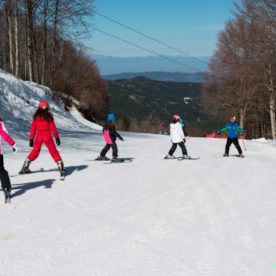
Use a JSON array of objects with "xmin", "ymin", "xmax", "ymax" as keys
[{"xmin": 1, "ymin": 70, "xmax": 276, "ymax": 275}]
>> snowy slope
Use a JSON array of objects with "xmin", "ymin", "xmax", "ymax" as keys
[
  {"xmin": 1, "ymin": 71, "xmax": 276, "ymax": 276},
  {"xmin": 0, "ymin": 69, "xmax": 102, "ymax": 134}
]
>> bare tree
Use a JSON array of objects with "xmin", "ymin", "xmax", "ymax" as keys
[
  {"xmin": 203, "ymin": 0, "xmax": 276, "ymax": 139},
  {"xmin": 0, "ymin": 0, "xmax": 109, "ymax": 120}
]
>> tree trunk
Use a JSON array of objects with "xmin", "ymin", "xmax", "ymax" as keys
[
  {"xmin": 41, "ymin": 0, "xmax": 48, "ymax": 85},
  {"xmin": 50, "ymin": 0, "xmax": 60, "ymax": 86},
  {"xmin": 26, "ymin": 19, "xmax": 33, "ymax": 81},
  {"xmin": 269, "ymin": 92, "xmax": 275, "ymax": 140},
  {"xmin": 25, "ymin": 0, "xmax": 35, "ymax": 81},
  {"xmin": 6, "ymin": 6, "xmax": 14, "ymax": 74},
  {"xmin": 14, "ymin": 1, "xmax": 19, "ymax": 77},
  {"xmin": 239, "ymin": 109, "xmax": 245, "ymax": 129}
]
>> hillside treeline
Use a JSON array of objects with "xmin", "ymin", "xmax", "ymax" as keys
[
  {"xmin": 203, "ymin": 0, "xmax": 275, "ymax": 139},
  {"xmin": 0, "ymin": 0, "xmax": 108, "ymax": 120}
]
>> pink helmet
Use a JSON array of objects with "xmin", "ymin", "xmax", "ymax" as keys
[
  {"xmin": 38, "ymin": 101, "xmax": 49, "ymax": 109},
  {"xmin": 230, "ymin": 115, "xmax": 236, "ymax": 121},
  {"xmin": 172, "ymin": 114, "xmax": 181, "ymax": 121}
]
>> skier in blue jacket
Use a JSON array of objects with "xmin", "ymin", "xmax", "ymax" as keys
[{"xmin": 217, "ymin": 115, "xmax": 244, "ymax": 157}]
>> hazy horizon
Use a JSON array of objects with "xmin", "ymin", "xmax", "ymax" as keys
[{"xmin": 92, "ymin": 54, "xmax": 210, "ymax": 75}]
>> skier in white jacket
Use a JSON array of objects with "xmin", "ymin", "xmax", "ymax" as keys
[{"xmin": 165, "ymin": 114, "xmax": 190, "ymax": 159}]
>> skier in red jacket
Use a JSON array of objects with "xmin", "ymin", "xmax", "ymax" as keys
[{"xmin": 19, "ymin": 101, "xmax": 65, "ymax": 177}]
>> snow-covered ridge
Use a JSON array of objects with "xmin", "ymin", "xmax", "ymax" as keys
[{"xmin": 0, "ymin": 69, "xmax": 102, "ymax": 135}]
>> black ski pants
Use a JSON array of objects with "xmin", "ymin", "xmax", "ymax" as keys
[
  {"xmin": 0, "ymin": 155, "xmax": 11, "ymax": 192},
  {"xmin": 168, "ymin": 141, "xmax": 187, "ymax": 156},
  {"xmin": 225, "ymin": 138, "xmax": 242, "ymax": 155},
  {"xmin": 100, "ymin": 142, "xmax": 118, "ymax": 158}
]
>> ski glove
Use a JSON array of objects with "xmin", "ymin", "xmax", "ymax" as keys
[
  {"xmin": 56, "ymin": 137, "xmax": 61, "ymax": 146},
  {"xmin": 12, "ymin": 146, "xmax": 17, "ymax": 153},
  {"xmin": 29, "ymin": 139, "xmax": 34, "ymax": 147},
  {"xmin": 183, "ymin": 138, "xmax": 186, "ymax": 144},
  {"xmin": 119, "ymin": 136, "xmax": 124, "ymax": 141}
]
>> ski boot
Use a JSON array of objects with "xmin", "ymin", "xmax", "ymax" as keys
[
  {"xmin": 111, "ymin": 156, "xmax": 118, "ymax": 162},
  {"xmin": 57, "ymin": 161, "xmax": 65, "ymax": 180},
  {"xmin": 238, "ymin": 153, "xmax": 245, "ymax": 158},
  {"xmin": 95, "ymin": 156, "xmax": 110, "ymax": 161},
  {"xmin": 182, "ymin": 154, "xmax": 191, "ymax": 160},
  {"xmin": 164, "ymin": 154, "xmax": 175, "ymax": 159},
  {"xmin": 19, "ymin": 159, "xmax": 31, "ymax": 174},
  {"xmin": 4, "ymin": 189, "xmax": 11, "ymax": 204},
  {"xmin": 223, "ymin": 153, "xmax": 229, "ymax": 157}
]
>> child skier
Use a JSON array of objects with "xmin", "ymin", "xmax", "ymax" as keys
[
  {"xmin": 19, "ymin": 101, "xmax": 65, "ymax": 178},
  {"xmin": 0, "ymin": 118, "xmax": 17, "ymax": 203},
  {"xmin": 96, "ymin": 113, "xmax": 124, "ymax": 161},
  {"xmin": 217, "ymin": 115, "xmax": 244, "ymax": 157},
  {"xmin": 165, "ymin": 114, "xmax": 190, "ymax": 159}
]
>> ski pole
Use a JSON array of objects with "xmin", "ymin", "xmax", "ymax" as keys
[{"xmin": 241, "ymin": 136, "xmax": 247, "ymax": 151}]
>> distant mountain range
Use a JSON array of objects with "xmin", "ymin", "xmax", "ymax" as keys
[
  {"xmin": 93, "ymin": 54, "xmax": 210, "ymax": 75},
  {"xmin": 104, "ymin": 71, "xmax": 204, "ymax": 83}
]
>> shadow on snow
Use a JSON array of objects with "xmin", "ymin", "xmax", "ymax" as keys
[
  {"xmin": 11, "ymin": 178, "xmax": 55, "ymax": 198},
  {"xmin": 8, "ymin": 165, "xmax": 88, "ymax": 198},
  {"xmin": 65, "ymin": 165, "xmax": 88, "ymax": 176}
]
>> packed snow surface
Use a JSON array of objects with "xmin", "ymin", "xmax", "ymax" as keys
[{"xmin": 1, "ymin": 70, "xmax": 276, "ymax": 275}]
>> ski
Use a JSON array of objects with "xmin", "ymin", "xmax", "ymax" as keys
[
  {"xmin": 163, "ymin": 156, "xmax": 200, "ymax": 160},
  {"xmin": 104, "ymin": 158, "xmax": 134, "ymax": 164},
  {"xmin": 163, "ymin": 156, "xmax": 185, "ymax": 160},
  {"xmin": 177, "ymin": 157, "xmax": 200, "ymax": 161},
  {"xmin": 94, "ymin": 157, "xmax": 110, "ymax": 161},
  {"xmin": 230, "ymin": 154, "xmax": 245, "ymax": 158},
  {"xmin": 11, "ymin": 167, "xmax": 65, "ymax": 180},
  {"xmin": 213, "ymin": 155, "xmax": 245, "ymax": 158},
  {"xmin": 163, "ymin": 157, "xmax": 177, "ymax": 160},
  {"xmin": 10, "ymin": 168, "xmax": 45, "ymax": 177}
]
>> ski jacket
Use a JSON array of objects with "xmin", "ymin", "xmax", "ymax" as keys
[
  {"xmin": 219, "ymin": 122, "xmax": 243, "ymax": 139},
  {"xmin": 0, "ymin": 120, "xmax": 16, "ymax": 154},
  {"xmin": 180, "ymin": 119, "xmax": 188, "ymax": 136},
  {"xmin": 170, "ymin": 122, "xmax": 185, "ymax": 143},
  {"xmin": 29, "ymin": 116, "xmax": 59, "ymax": 140},
  {"xmin": 102, "ymin": 122, "xmax": 122, "ymax": 145}
]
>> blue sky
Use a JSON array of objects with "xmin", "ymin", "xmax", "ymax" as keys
[{"xmin": 84, "ymin": 0, "xmax": 239, "ymax": 58}]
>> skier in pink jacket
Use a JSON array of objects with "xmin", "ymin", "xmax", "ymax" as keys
[
  {"xmin": 0, "ymin": 118, "xmax": 17, "ymax": 203},
  {"xmin": 95, "ymin": 113, "xmax": 124, "ymax": 161}
]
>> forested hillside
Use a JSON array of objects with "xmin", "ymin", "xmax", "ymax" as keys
[
  {"xmin": 203, "ymin": 0, "xmax": 275, "ymax": 139},
  {"xmin": 108, "ymin": 77, "xmax": 221, "ymax": 135},
  {"xmin": 0, "ymin": 0, "xmax": 108, "ymax": 121}
]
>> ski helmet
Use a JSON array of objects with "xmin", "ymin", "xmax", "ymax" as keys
[
  {"xmin": 172, "ymin": 114, "xmax": 181, "ymax": 121},
  {"xmin": 38, "ymin": 101, "xmax": 49, "ymax": 109},
  {"xmin": 230, "ymin": 115, "xmax": 236, "ymax": 121},
  {"xmin": 107, "ymin": 112, "xmax": 116, "ymax": 121}
]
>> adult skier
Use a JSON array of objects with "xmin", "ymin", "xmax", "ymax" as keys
[
  {"xmin": 0, "ymin": 118, "xmax": 17, "ymax": 203},
  {"xmin": 19, "ymin": 101, "xmax": 65, "ymax": 178},
  {"xmin": 96, "ymin": 113, "xmax": 124, "ymax": 161},
  {"xmin": 217, "ymin": 115, "xmax": 244, "ymax": 157},
  {"xmin": 165, "ymin": 114, "xmax": 190, "ymax": 159}
]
